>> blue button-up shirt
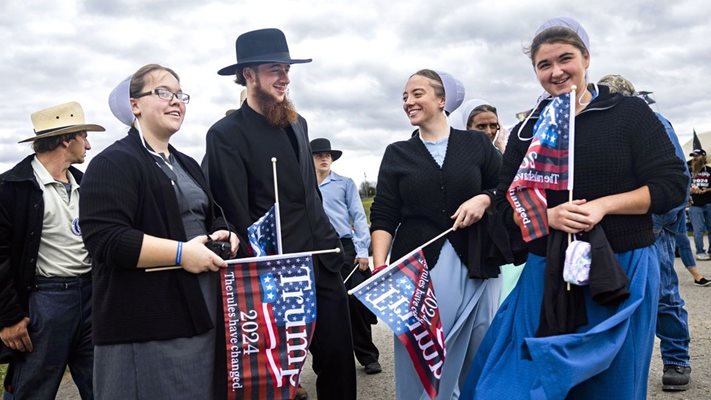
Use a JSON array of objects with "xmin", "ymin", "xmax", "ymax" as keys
[{"xmin": 318, "ymin": 171, "xmax": 371, "ymax": 259}]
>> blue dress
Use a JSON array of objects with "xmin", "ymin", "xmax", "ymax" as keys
[{"xmin": 461, "ymin": 246, "xmax": 659, "ymax": 399}]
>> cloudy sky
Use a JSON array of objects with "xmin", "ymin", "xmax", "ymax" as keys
[{"xmin": 2, "ymin": 0, "xmax": 710, "ymax": 186}]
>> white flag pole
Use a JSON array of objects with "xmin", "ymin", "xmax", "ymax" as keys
[
  {"xmin": 343, "ymin": 262, "xmax": 360, "ymax": 284},
  {"xmin": 568, "ymin": 86, "xmax": 577, "ymax": 200},
  {"xmin": 145, "ymin": 248, "xmax": 341, "ymax": 272},
  {"xmin": 271, "ymin": 157, "xmax": 284, "ymax": 255},
  {"xmin": 567, "ymin": 86, "xmax": 577, "ymax": 291},
  {"xmin": 347, "ymin": 227, "xmax": 454, "ymax": 295}
]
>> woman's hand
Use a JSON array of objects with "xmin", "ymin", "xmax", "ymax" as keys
[
  {"xmin": 451, "ymin": 194, "xmax": 491, "ymax": 230},
  {"xmin": 210, "ymin": 229, "xmax": 239, "ymax": 258},
  {"xmin": 547, "ymin": 199, "xmax": 594, "ymax": 233},
  {"xmin": 180, "ymin": 236, "xmax": 227, "ymax": 274}
]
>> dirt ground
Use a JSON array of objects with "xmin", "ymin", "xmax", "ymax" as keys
[{"xmin": 55, "ymin": 256, "xmax": 711, "ymax": 399}]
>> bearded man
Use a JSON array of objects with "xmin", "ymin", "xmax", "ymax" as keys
[{"xmin": 203, "ymin": 28, "xmax": 356, "ymax": 400}]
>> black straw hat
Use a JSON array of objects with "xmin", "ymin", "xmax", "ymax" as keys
[
  {"xmin": 217, "ymin": 28, "xmax": 312, "ymax": 76},
  {"xmin": 310, "ymin": 138, "xmax": 342, "ymax": 161}
]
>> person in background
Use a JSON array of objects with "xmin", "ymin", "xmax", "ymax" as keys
[
  {"xmin": 0, "ymin": 102, "xmax": 103, "ymax": 399},
  {"xmin": 466, "ymin": 104, "xmax": 508, "ymax": 153},
  {"xmin": 371, "ymin": 68, "xmax": 502, "ymax": 399},
  {"xmin": 311, "ymin": 137, "xmax": 381, "ymax": 375},
  {"xmin": 688, "ymin": 146, "xmax": 711, "ymax": 262},
  {"xmin": 79, "ymin": 64, "xmax": 237, "ymax": 399},
  {"xmin": 599, "ymin": 73, "xmax": 703, "ymax": 392},
  {"xmin": 462, "ymin": 17, "xmax": 687, "ymax": 399},
  {"xmin": 204, "ymin": 28, "xmax": 356, "ymax": 400}
]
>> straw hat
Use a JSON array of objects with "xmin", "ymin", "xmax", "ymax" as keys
[{"xmin": 19, "ymin": 101, "xmax": 105, "ymax": 143}]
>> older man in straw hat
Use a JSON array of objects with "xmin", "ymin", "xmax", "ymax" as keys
[
  {"xmin": 204, "ymin": 28, "xmax": 356, "ymax": 400},
  {"xmin": 0, "ymin": 101, "xmax": 104, "ymax": 398}
]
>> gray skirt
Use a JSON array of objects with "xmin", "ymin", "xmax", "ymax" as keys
[
  {"xmin": 94, "ymin": 271, "xmax": 218, "ymax": 400},
  {"xmin": 393, "ymin": 240, "xmax": 502, "ymax": 400}
]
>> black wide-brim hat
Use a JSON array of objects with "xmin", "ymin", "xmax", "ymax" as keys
[
  {"xmin": 310, "ymin": 138, "xmax": 342, "ymax": 161},
  {"xmin": 217, "ymin": 28, "xmax": 312, "ymax": 76}
]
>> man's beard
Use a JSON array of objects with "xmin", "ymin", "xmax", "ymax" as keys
[{"xmin": 253, "ymin": 80, "xmax": 298, "ymax": 128}]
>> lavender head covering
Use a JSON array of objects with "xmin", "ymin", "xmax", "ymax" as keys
[
  {"xmin": 108, "ymin": 75, "xmax": 136, "ymax": 126},
  {"xmin": 448, "ymin": 98, "xmax": 489, "ymax": 130},
  {"xmin": 534, "ymin": 16, "xmax": 590, "ymax": 51},
  {"xmin": 533, "ymin": 17, "xmax": 591, "ymax": 100},
  {"xmin": 436, "ymin": 71, "xmax": 466, "ymax": 114}
]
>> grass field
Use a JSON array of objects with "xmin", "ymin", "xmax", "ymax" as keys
[{"xmin": 362, "ymin": 196, "xmax": 374, "ymax": 224}]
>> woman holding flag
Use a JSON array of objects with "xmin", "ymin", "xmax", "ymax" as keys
[
  {"xmin": 461, "ymin": 17, "xmax": 687, "ymax": 399},
  {"xmin": 370, "ymin": 69, "xmax": 503, "ymax": 399},
  {"xmin": 79, "ymin": 64, "xmax": 238, "ymax": 399}
]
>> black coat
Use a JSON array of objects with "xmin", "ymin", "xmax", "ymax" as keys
[
  {"xmin": 0, "ymin": 155, "xmax": 83, "ymax": 361},
  {"xmin": 0, "ymin": 155, "xmax": 83, "ymax": 327},
  {"xmin": 80, "ymin": 130, "xmax": 219, "ymax": 344},
  {"xmin": 203, "ymin": 102, "xmax": 342, "ymax": 273}
]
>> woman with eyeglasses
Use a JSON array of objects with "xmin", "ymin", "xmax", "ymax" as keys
[
  {"xmin": 461, "ymin": 18, "xmax": 686, "ymax": 399},
  {"xmin": 466, "ymin": 104, "xmax": 508, "ymax": 154},
  {"xmin": 79, "ymin": 64, "xmax": 238, "ymax": 399}
]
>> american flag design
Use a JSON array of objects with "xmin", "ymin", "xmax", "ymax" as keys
[
  {"xmin": 351, "ymin": 250, "xmax": 445, "ymax": 399},
  {"xmin": 507, "ymin": 92, "xmax": 574, "ymax": 242},
  {"xmin": 221, "ymin": 254, "xmax": 316, "ymax": 399},
  {"xmin": 247, "ymin": 205, "xmax": 281, "ymax": 257}
]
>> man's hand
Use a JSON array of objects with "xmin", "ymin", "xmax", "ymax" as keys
[
  {"xmin": 356, "ymin": 257, "xmax": 369, "ymax": 271},
  {"xmin": 0, "ymin": 317, "xmax": 32, "ymax": 352}
]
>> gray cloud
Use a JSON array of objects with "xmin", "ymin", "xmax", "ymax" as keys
[{"xmin": 1, "ymin": 0, "xmax": 710, "ymax": 184}]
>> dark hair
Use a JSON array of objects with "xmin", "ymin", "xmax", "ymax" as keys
[
  {"xmin": 467, "ymin": 104, "xmax": 498, "ymax": 128},
  {"xmin": 409, "ymin": 69, "xmax": 445, "ymax": 98},
  {"xmin": 234, "ymin": 63, "xmax": 259, "ymax": 86},
  {"xmin": 129, "ymin": 64, "xmax": 180, "ymax": 97},
  {"xmin": 525, "ymin": 26, "xmax": 588, "ymax": 64},
  {"xmin": 32, "ymin": 132, "xmax": 79, "ymax": 154}
]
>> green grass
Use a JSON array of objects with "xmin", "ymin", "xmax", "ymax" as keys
[
  {"xmin": 0, "ymin": 364, "xmax": 5, "ymax": 394},
  {"xmin": 362, "ymin": 196, "xmax": 374, "ymax": 225}
]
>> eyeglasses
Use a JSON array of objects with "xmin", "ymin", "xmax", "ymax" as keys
[
  {"xmin": 473, "ymin": 123, "xmax": 500, "ymax": 132},
  {"xmin": 135, "ymin": 88, "xmax": 190, "ymax": 104}
]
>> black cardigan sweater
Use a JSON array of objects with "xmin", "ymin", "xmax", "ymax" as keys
[
  {"xmin": 370, "ymin": 129, "xmax": 501, "ymax": 270},
  {"xmin": 80, "ymin": 130, "xmax": 219, "ymax": 345},
  {"xmin": 495, "ymin": 85, "xmax": 688, "ymax": 256}
]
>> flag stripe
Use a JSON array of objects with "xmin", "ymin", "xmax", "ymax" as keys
[{"xmin": 507, "ymin": 92, "xmax": 573, "ymax": 241}]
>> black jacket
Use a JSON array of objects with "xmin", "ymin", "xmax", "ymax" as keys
[
  {"xmin": 370, "ymin": 129, "xmax": 501, "ymax": 272},
  {"xmin": 80, "ymin": 129, "xmax": 221, "ymax": 345},
  {"xmin": 203, "ymin": 102, "xmax": 343, "ymax": 273},
  {"xmin": 494, "ymin": 84, "xmax": 688, "ymax": 257},
  {"xmin": 0, "ymin": 155, "xmax": 84, "ymax": 328}
]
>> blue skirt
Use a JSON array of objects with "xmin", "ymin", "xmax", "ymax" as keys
[{"xmin": 461, "ymin": 246, "xmax": 659, "ymax": 400}]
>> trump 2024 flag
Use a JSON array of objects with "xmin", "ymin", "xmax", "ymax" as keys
[
  {"xmin": 507, "ymin": 92, "xmax": 575, "ymax": 242},
  {"xmin": 221, "ymin": 254, "xmax": 316, "ymax": 399},
  {"xmin": 351, "ymin": 250, "xmax": 445, "ymax": 399}
]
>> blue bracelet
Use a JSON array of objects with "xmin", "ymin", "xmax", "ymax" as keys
[{"xmin": 176, "ymin": 241, "xmax": 183, "ymax": 265}]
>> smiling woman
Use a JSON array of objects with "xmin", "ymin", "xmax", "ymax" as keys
[
  {"xmin": 370, "ymin": 69, "xmax": 502, "ymax": 399},
  {"xmin": 461, "ymin": 17, "xmax": 688, "ymax": 400},
  {"xmin": 78, "ymin": 64, "xmax": 238, "ymax": 399}
]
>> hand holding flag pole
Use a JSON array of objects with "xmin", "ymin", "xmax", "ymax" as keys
[
  {"xmin": 145, "ymin": 248, "xmax": 340, "ymax": 272},
  {"xmin": 347, "ymin": 227, "xmax": 453, "ymax": 295}
]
